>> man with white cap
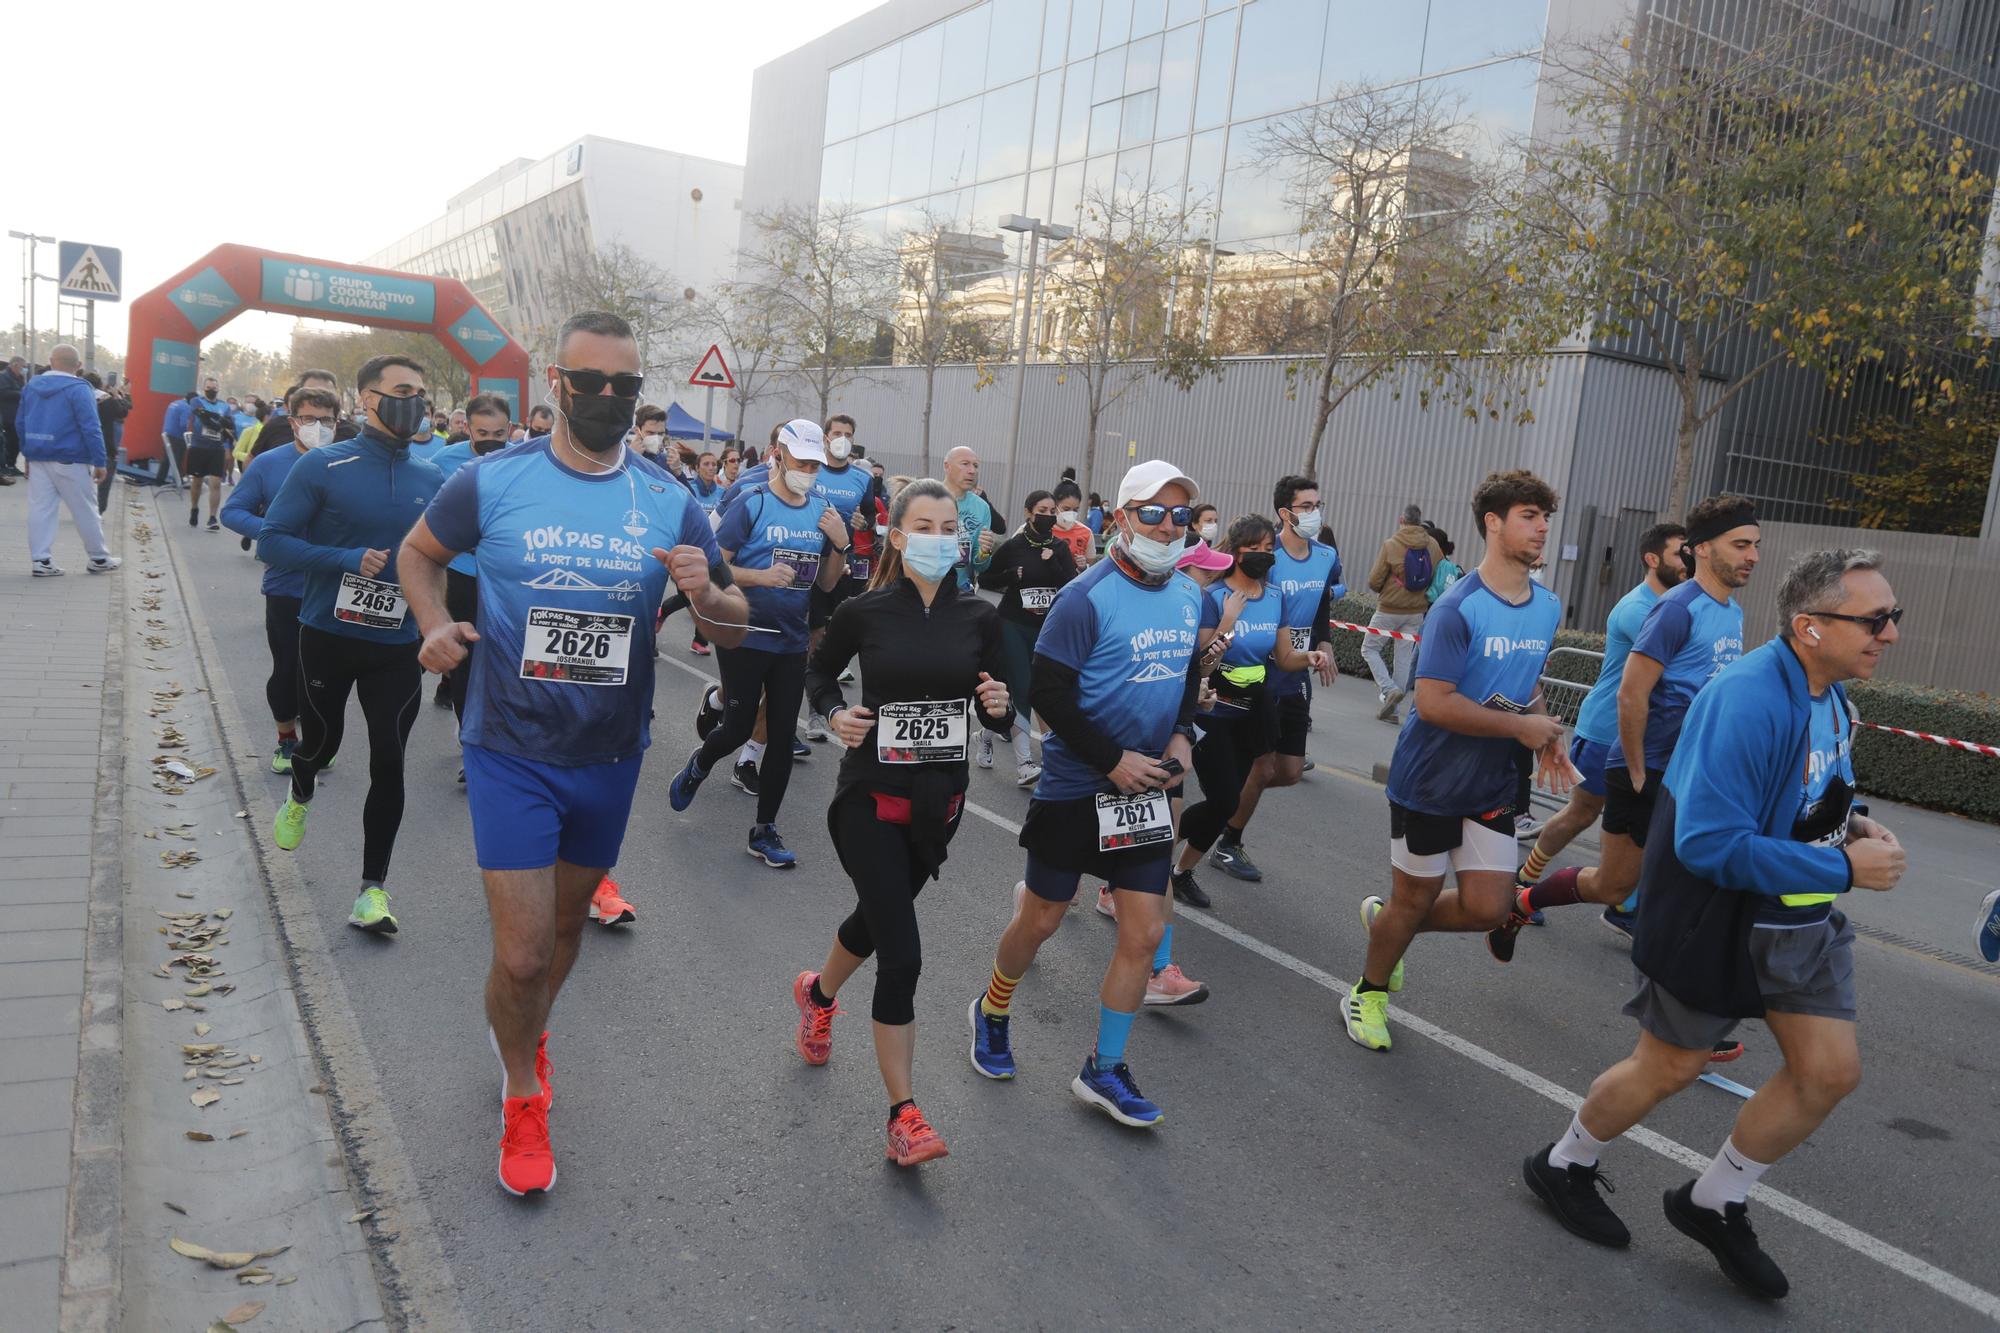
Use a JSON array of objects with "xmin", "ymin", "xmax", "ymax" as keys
[
  {"xmin": 967, "ymin": 459, "xmax": 1202, "ymax": 1130},
  {"xmin": 669, "ymin": 418, "xmax": 849, "ymax": 869}
]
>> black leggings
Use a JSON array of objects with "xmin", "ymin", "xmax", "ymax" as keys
[
  {"xmin": 263, "ymin": 595, "xmax": 302, "ymax": 726},
  {"xmin": 1180, "ymin": 703, "xmax": 1271, "ymax": 855},
  {"xmin": 444, "ymin": 568, "xmax": 478, "ymax": 725},
  {"xmin": 829, "ymin": 789, "xmax": 958, "ymax": 1025},
  {"xmin": 291, "ymin": 625, "xmax": 423, "ymax": 884},
  {"xmin": 658, "ymin": 591, "xmax": 708, "ymax": 647},
  {"xmin": 696, "ymin": 646, "xmax": 806, "ymax": 826}
]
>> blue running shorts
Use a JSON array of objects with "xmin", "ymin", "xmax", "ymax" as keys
[{"xmin": 462, "ymin": 743, "xmax": 644, "ymax": 871}]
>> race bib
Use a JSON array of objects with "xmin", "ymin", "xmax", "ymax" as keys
[
  {"xmin": 333, "ymin": 573, "xmax": 407, "ymax": 630},
  {"xmin": 771, "ymin": 547, "xmax": 820, "ymax": 587},
  {"xmin": 846, "ymin": 554, "xmax": 871, "ymax": 581},
  {"xmin": 876, "ymin": 699, "xmax": 970, "ymax": 763},
  {"xmin": 1288, "ymin": 626, "xmax": 1312, "ymax": 653},
  {"xmin": 957, "ymin": 533, "xmax": 973, "ymax": 569},
  {"xmin": 1020, "ymin": 586, "xmax": 1058, "ymax": 612},
  {"xmin": 519, "ymin": 607, "xmax": 633, "ymax": 686},
  {"xmin": 1095, "ymin": 790, "xmax": 1174, "ymax": 851}
]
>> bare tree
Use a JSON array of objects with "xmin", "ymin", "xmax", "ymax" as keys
[
  {"xmin": 889, "ymin": 209, "xmax": 1012, "ymax": 473},
  {"xmin": 735, "ymin": 203, "xmax": 892, "ymax": 423},
  {"xmin": 552, "ymin": 242, "xmax": 703, "ymax": 382}
]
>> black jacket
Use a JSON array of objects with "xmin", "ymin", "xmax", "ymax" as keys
[
  {"xmin": 250, "ymin": 414, "xmax": 359, "ymax": 458},
  {"xmin": 979, "ymin": 529, "xmax": 1079, "ymax": 628}
]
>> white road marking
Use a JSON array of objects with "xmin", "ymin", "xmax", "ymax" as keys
[{"xmin": 656, "ymin": 652, "xmax": 2000, "ymax": 1322}]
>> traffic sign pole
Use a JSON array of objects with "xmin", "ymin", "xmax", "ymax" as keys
[
  {"xmin": 85, "ymin": 299, "xmax": 94, "ymax": 370},
  {"xmin": 703, "ymin": 386, "xmax": 714, "ymax": 449},
  {"xmin": 687, "ymin": 343, "xmax": 736, "ymax": 453}
]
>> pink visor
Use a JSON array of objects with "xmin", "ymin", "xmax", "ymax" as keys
[{"xmin": 1176, "ymin": 540, "xmax": 1233, "ymax": 572}]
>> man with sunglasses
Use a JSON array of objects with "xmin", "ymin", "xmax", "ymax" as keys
[
  {"xmin": 1523, "ymin": 551, "xmax": 1904, "ymax": 1300},
  {"xmin": 1492, "ymin": 497, "xmax": 1760, "ymax": 975},
  {"xmin": 259, "ymin": 354, "xmax": 445, "ymax": 936},
  {"xmin": 968, "ymin": 460, "xmax": 1202, "ymax": 1130},
  {"xmin": 401, "ymin": 311, "xmax": 748, "ymax": 1196}
]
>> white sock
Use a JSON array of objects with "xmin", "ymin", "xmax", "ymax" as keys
[
  {"xmin": 1011, "ymin": 727, "xmax": 1032, "ymax": 764},
  {"xmin": 739, "ymin": 740, "xmax": 765, "ymax": 766},
  {"xmin": 1690, "ymin": 1137, "xmax": 1771, "ymax": 1212},
  {"xmin": 1548, "ymin": 1112, "xmax": 1610, "ymax": 1169}
]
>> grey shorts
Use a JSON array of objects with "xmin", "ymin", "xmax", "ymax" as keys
[{"xmin": 1624, "ymin": 910, "xmax": 1857, "ymax": 1050}]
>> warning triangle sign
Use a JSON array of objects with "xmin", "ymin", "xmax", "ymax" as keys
[
  {"xmin": 61, "ymin": 247, "xmax": 118, "ymax": 297},
  {"xmin": 688, "ymin": 344, "xmax": 735, "ymax": 389}
]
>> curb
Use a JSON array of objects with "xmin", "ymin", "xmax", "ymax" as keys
[{"xmin": 149, "ymin": 490, "xmax": 469, "ymax": 1333}]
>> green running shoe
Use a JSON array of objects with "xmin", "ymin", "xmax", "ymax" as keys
[
  {"xmin": 270, "ymin": 739, "xmax": 295, "ymax": 775},
  {"xmin": 272, "ymin": 798, "xmax": 309, "ymax": 851},
  {"xmin": 1359, "ymin": 896, "xmax": 1405, "ymax": 992},
  {"xmin": 1341, "ymin": 982, "xmax": 1392, "ymax": 1051},
  {"xmin": 349, "ymin": 886, "xmax": 398, "ymax": 934}
]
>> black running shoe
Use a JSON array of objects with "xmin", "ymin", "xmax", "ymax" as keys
[
  {"xmin": 1170, "ymin": 868, "xmax": 1212, "ymax": 911},
  {"xmin": 1207, "ymin": 839, "xmax": 1263, "ymax": 882},
  {"xmin": 695, "ymin": 688, "xmax": 724, "ymax": 742},
  {"xmin": 1523, "ymin": 1145, "xmax": 1630, "ymax": 1248},
  {"xmin": 1487, "ymin": 903, "xmax": 1531, "ymax": 963},
  {"xmin": 1663, "ymin": 1182, "xmax": 1788, "ymax": 1299},
  {"xmin": 731, "ymin": 761, "xmax": 761, "ymax": 796}
]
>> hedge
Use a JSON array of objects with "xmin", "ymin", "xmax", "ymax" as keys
[{"xmin": 1323, "ymin": 593, "xmax": 1999, "ymax": 822}]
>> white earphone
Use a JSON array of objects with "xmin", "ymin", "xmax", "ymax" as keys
[{"xmin": 1806, "ymin": 626, "xmax": 1822, "ymax": 641}]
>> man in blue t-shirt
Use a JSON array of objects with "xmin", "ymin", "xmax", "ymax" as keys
[
  {"xmin": 943, "ymin": 445, "xmax": 998, "ymax": 591},
  {"xmin": 967, "ymin": 459, "xmax": 1202, "ymax": 1131},
  {"xmin": 400, "ymin": 311, "xmax": 749, "ymax": 1198},
  {"xmin": 666, "ymin": 418, "xmax": 848, "ymax": 869},
  {"xmin": 1494, "ymin": 497, "xmax": 1761, "ymax": 970},
  {"xmin": 1344, "ymin": 471, "xmax": 1573, "ymax": 1054},
  {"xmin": 421, "ymin": 393, "xmax": 512, "ymax": 728},
  {"xmin": 1512, "ymin": 522, "xmax": 1685, "ymax": 929},
  {"xmin": 803, "ymin": 413, "xmax": 874, "ymax": 741}
]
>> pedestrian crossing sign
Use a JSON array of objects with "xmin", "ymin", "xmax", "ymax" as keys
[{"xmin": 58, "ymin": 242, "xmax": 122, "ymax": 302}]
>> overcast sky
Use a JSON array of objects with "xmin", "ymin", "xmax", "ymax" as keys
[{"xmin": 7, "ymin": 0, "xmax": 877, "ymax": 360}]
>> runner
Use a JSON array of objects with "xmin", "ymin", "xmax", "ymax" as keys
[
  {"xmin": 186, "ymin": 376, "xmax": 236, "ymax": 530},
  {"xmin": 804, "ymin": 414, "xmax": 874, "ymax": 742},
  {"xmin": 398, "ymin": 310, "xmax": 748, "ymax": 1195},
  {"xmin": 219, "ymin": 384, "xmax": 342, "ymax": 774},
  {"xmin": 966, "ymin": 460, "xmax": 1201, "ymax": 1129},
  {"xmin": 1345, "ymin": 470, "xmax": 1573, "ymax": 1053},
  {"xmin": 1051, "ymin": 480, "xmax": 1095, "ymax": 565},
  {"xmin": 790, "ymin": 478, "xmax": 1014, "ymax": 1165},
  {"xmin": 1209, "ymin": 476, "xmax": 1342, "ymax": 884},
  {"xmin": 1521, "ymin": 550, "xmax": 1904, "ymax": 1301},
  {"xmin": 250, "ymin": 370, "xmax": 358, "ymax": 460},
  {"xmin": 942, "ymin": 446, "xmax": 998, "ymax": 589},
  {"xmin": 1512, "ymin": 523, "xmax": 1686, "ymax": 935},
  {"xmin": 258, "ymin": 354, "xmax": 446, "ymax": 934},
  {"xmin": 423, "ymin": 395, "xmax": 511, "ymax": 730},
  {"xmin": 667, "ymin": 419, "xmax": 849, "ymax": 868},
  {"xmin": 971, "ymin": 489, "xmax": 1079, "ymax": 785},
  {"xmin": 1495, "ymin": 498, "xmax": 1759, "ymax": 964}
]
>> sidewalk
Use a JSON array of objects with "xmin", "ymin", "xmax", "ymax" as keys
[{"xmin": 0, "ymin": 479, "xmax": 121, "ymax": 1330}]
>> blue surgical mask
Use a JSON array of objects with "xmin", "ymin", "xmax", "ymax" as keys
[{"xmin": 899, "ymin": 531, "xmax": 959, "ymax": 582}]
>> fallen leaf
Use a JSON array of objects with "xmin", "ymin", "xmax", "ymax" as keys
[
  {"xmin": 233, "ymin": 811, "xmax": 247, "ymax": 819},
  {"xmin": 227, "ymin": 1129, "xmax": 249, "ymax": 1140},
  {"xmin": 348, "ymin": 1210, "xmax": 375, "ymax": 1224},
  {"xmin": 213, "ymin": 908, "xmax": 234, "ymax": 920},
  {"xmin": 191, "ymin": 1089, "xmax": 220, "ymax": 1109},
  {"xmin": 209, "ymin": 1252, "xmax": 258, "ymax": 1270},
  {"xmin": 161, "ymin": 999, "xmax": 186, "ymax": 1011},
  {"xmin": 206, "ymin": 1322, "xmax": 238, "ymax": 1333},
  {"xmin": 237, "ymin": 1274, "xmax": 273, "ymax": 1286},
  {"xmin": 185, "ymin": 983, "xmax": 211, "ymax": 998},
  {"xmin": 184, "ymin": 1131, "xmax": 214, "ymax": 1142},
  {"xmin": 171, "ymin": 1238, "xmax": 215, "ymax": 1261},
  {"xmin": 255, "ymin": 1245, "xmax": 292, "ymax": 1260},
  {"xmin": 219, "ymin": 1078, "xmax": 244, "ymax": 1086},
  {"xmin": 164, "ymin": 1201, "xmax": 187, "ymax": 1215},
  {"xmin": 223, "ymin": 1300, "xmax": 265, "ymax": 1324},
  {"xmin": 194, "ymin": 1023, "xmax": 212, "ymax": 1037},
  {"xmin": 274, "ymin": 1276, "xmax": 296, "ymax": 1287}
]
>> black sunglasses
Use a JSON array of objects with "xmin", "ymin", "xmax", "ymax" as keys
[
  {"xmin": 1126, "ymin": 503, "xmax": 1195, "ymax": 527},
  {"xmin": 1811, "ymin": 607, "xmax": 1903, "ymax": 636},
  {"xmin": 556, "ymin": 366, "xmax": 645, "ymax": 398}
]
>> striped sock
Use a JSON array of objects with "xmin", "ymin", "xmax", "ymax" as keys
[
  {"xmin": 1519, "ymin": 842, "xmax": 1553, "ymax": 883},
  {"xmin": 981, "ymin": 963, "xmax": 1022, "ymax": 1018}
]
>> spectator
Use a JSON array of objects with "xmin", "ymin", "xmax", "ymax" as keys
[
  {"xmin": 83, "ymin": 372, "xmax": 130, "ymax": 513},
  {"xmin": 16, "ymin": 345, "xmax": 119, "ymax": 575},
  {"xmin": 0, "ymin": 355, "xmax": 26, "ymax": 481},
  {"xmin": 1363, "ymin": 502, "xmax": 1443, "ymax": 724}
]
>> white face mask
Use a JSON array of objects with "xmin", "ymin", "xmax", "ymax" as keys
[
  {"xmin": 827, "ymin": 437, "xmax": 852, "ymax": 461},
  {"xmin": 1055, "ymin": 509, "xmax": 1079, "ymax": 529},
  {"xmin": 778, "ymin": 463, "xmax": 813, "ymax": 498},
  {"xmin": 295, "ymin": 420, "xmax": 333, "ymax": 449},
  {"xmin": 1291, "ymin": 509, "xmax": 1324, "ymax": 540},
  {"xmin": 1198, "ymin": 521, "xmax": 1218, "ymax": 542}
]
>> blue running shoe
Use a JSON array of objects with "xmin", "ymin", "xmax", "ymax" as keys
[
  {"xmin": 791, "ymin": 737, "xmax": 811, "ymax": 759},
  {"xmin": 1528, "ymin": 908, "xmax": 1548, "ymax": 927},
  {"xmin": 967, "ymin": 996, "xmax": 1015, "ymax": 1079},
  {"xmin": 747, "ymin": 823, "xmax": 797, "ymax": 869},
  {"xmin": 1977, "ymin": 888, "xmax": 2000, "ymax": 963},
  {"xmin": 1600, "ymin": 905, "xmax": 1637, "ymax": 942},
  {"xmin": 1071, "ymin": 1055, "xmax": 1163, "ymax": 1128},
  {"xmin": 668, "ymin": 750, "xmax": 708, "ymax": 812}
]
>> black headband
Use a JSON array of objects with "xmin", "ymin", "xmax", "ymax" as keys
[{"xmin": 1686, "ymin": 500, "xmax": 1759, "ymax": 549}]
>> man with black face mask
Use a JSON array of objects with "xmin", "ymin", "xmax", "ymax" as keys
[
  {"xmin": 187, "ymin": 375, "xmax": 237, "ymax": 530},
  {"xmin": 258, "ymin": 354, "xmax": 445, "ymax": 938}
]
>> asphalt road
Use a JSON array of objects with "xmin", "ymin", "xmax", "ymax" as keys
[{"xmin": 160, "ymin": 491, "xmax": 2000, "ymax": 1331}]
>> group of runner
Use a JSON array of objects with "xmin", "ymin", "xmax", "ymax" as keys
[{"xmin": 210, "ymin": 307, "xmax": 1920, "ymax": 1300}]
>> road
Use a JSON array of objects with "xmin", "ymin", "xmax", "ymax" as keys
[{"xmin": 159, "ymin": 490, "xmax": 1999, "ymax": 1331}]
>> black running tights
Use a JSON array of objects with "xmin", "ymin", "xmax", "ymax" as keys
[
  {"xmin": 696, "ymin": 646, "xmax": 805, "ymax": 826},
  {"xmin": 263, "ymin": 595, "xmax": 302, "ymax": 726},
  {"xmin": 291, "ymin": 625, "xmax": 423, "ymax": 883}
]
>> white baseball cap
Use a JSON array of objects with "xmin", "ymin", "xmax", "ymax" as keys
[
  {"xmin": 776, "ymin": 418, "xmax": 827, "ymax": 464},
  {"xmin": 1114, "ymin": 459, "xmax": 1200, "ymax": 510}
]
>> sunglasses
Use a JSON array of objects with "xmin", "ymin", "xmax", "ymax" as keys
[
  {"xmin": 556, "ymin": 366, "xmax": 645, "ymax": 398},
  {"xmin": 1126, "ymin": 502, "xmax": 1195, "ymax": 527},
  {"xmin": 1810, "ymin": 607, "xmax": 1903, "ymax": 636}
]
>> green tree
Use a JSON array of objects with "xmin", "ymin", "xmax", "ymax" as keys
[
  {"xmin": 1504, "ymin": 15, "xmax": 1996, "ymax": 516},
  {"xmin": 287, "ymin": 327, "xmax": 471, "ymax": 410},
  {"xmin": 1838, "ymin": 392, "xmax": 1997, "ymax": 536}
]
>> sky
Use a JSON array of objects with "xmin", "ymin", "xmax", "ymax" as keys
[{"xmin": 6, "ymin": 0, "xmax": 878, "ymax": 361}]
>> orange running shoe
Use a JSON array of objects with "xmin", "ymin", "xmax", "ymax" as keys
[
  {"xmin": 589, "ymin": 876, "xmax": 636, "ymax": 926},
  {"xmin": 498, "ymin": 1093, "xmax": 556, "ymax": 1195},
  {"xmin": 885, "ymin": 1103, "xmax": 949, "ymax": 1167},
  {"xmin": 792, "ymin": 970, "xmax": 836, "ymax": 1066}
]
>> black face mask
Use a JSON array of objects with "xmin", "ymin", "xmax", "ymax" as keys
[
  {"xmin": 373, "ymin": 393, "xmax": 429, "ymax": 441},
  {"xmin": 558, "ymin": 385, "xmax": 637, "ymax": 453},
  {"xmin": 1031, "ymin": 513, "xmax": 1057, "ymax": 537},
  {"xmin": 1238, "ymin": 551, "xmax": 1276, "ymax": 580},
  {"xmin": 203, "ymin": 388, "xmax": 219, "ymax": 400}
]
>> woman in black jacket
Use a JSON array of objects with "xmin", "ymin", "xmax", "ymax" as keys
[
  {"xmin": 975, "ymin": 489, "xmax": 1079, "ymax": 786},
  {"xmin": 795, "ymin": 478, "xmax": 1014, "ymax": 1167}
]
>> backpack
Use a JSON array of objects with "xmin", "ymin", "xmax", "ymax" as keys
[
  {"xmin": 1425, "ymin": 559, "xmax": 1462, "ymax": 604},
  {"xmin": 1401, "ymin": 543, "xmax": 1434, "ymax": 593}
]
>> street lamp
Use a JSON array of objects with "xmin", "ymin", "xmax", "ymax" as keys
[
  {"xmin": 998, "ymin": 214, "xmax": 1073, "ymax": 514},
  {"xmin": 9, "ymin": 231, "xmax": 55, "ymax": 361}
]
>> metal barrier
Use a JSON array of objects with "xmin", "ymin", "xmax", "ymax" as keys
[{"xmin": 1526, "ymin": 646, "xmax": 1604, "ymax": 815}]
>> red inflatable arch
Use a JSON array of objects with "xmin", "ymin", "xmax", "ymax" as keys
[{"xmin": 122, "ymin": 243, "xmax": 533, "ymax": 462}]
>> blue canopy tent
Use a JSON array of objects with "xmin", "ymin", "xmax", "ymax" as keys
[{"xmin": 664, "ymin": 402, "xmax": 733, "ymax": 442}]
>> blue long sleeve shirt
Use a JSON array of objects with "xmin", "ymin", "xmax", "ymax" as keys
[
  {"xmin": 256, "ymin": 427, "xmax": 443, "ymax": 644},
  {"xmin": 220, "ymin": 444, "xmax": 307, "ymax": 598}
]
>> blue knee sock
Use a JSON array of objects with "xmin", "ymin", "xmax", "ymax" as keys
[
  {"xmin": 1095, "ymin": 1004, "xmax": 1137, "ymax": 1065},
  {"xmin": 1151, "ymin": 923, "xmax": 1173, "ymax": 973},
  {"xmin": 1618, "ymin": 890, "xmax": 1638, "ymax": 913}
]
